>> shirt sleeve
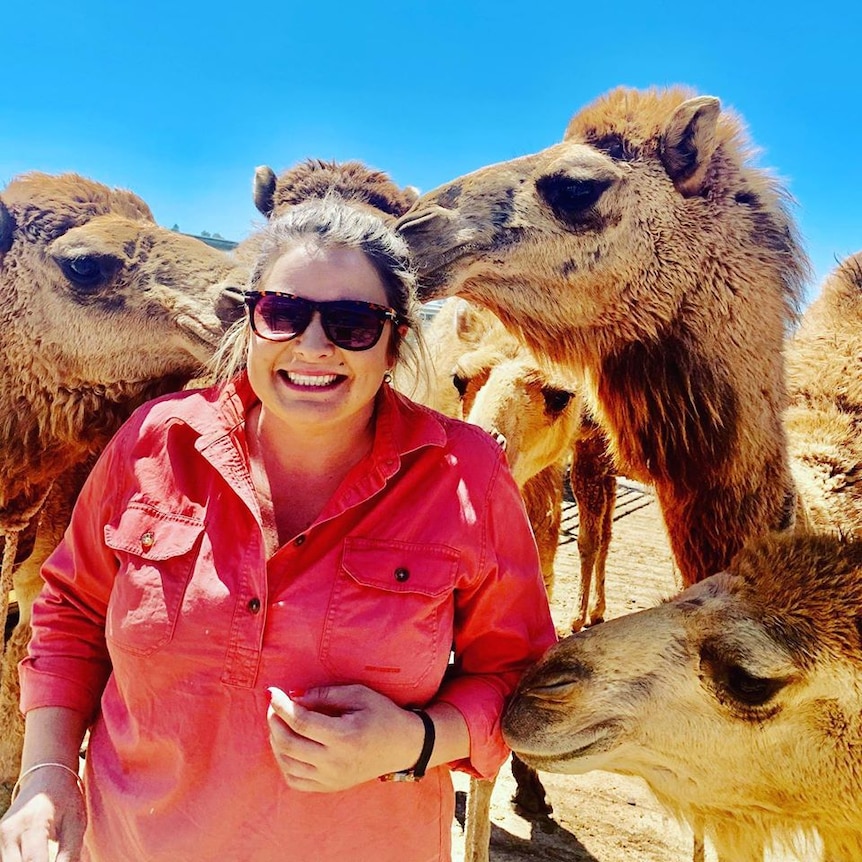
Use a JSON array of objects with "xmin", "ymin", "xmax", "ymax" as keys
[
  {"xmin": 18, "ymin": 433, "xmax": 127, "ymax": 720},
  {"xmin": 434, "ymin": 447, "xmax": 557, "ymax": 779}
]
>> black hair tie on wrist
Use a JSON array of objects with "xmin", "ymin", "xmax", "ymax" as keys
[{"xmin": 378, "ymin": 708, "xmax": 436, "ymax": 782}]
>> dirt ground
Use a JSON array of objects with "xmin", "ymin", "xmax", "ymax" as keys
[{"xmin": 450, "ymin": 478, "xmax": 716, "ymax": 862}]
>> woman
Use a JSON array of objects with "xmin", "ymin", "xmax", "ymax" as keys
[{"xmin": 0, "ymin": 197, "xmax": 556, "ymax": 861}]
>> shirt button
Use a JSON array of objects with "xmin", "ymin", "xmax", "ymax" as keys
[
  {"xmin": 140, "ymin": 531, "xmax": 155, "ymax": 551},
  {"xmin": 295, "ymin": 535, "xmax": 306, "ymax": 546},
  {"xmin": 247, "ymin": 598, "xmax": 261, "ymax": 614},
  {"xmin": 394, "ymin": 567, "xmax": 410, "ymax": 583}
]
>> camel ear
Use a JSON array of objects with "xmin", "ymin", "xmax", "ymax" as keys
[
  {"xmin": 253, "ymin": 165, "xmax": 277, "ymax": 218},
  {"xmin": 403, "ymin": 185, "xmax": 420, "ymax": 208},
  {"xmin": 0, "ymin": 197, "xmax": 14, "ymax": 255},
  {"xmin": 453, "ymin": 298, "xmax": 482, "ymax": 341},
  {"xmin": 661, "ymin": 96, "xmax": 721, "ymax": 196}
]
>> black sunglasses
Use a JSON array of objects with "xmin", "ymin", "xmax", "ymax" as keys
[{"xmin": 244, "ymin": 291, "xmax": 401, "ymax": 351}]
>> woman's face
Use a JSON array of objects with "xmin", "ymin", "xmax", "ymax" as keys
[{"xmin": 246, "ymin": 241, "xmax": 395, "ymax": 437}]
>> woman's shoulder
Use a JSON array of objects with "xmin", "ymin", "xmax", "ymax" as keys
[
  {"xmin": 390, "ymin": 388, "xmax": 506, "ymax": 463},
  {"xmin": 114, "ymin": 382, "xmax": 229, "ymax": 446}
]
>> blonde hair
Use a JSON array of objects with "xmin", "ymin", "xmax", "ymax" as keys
[{"xmin": 210, "ymin": 195, "xmax": 426, "ymax": 385}]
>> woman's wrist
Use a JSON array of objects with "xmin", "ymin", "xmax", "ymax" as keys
[
  {"xmin": 379, "ymin": 708, "xmax": 435, "ymax": 782},
  {"xmin": 11, "ymin": 761, "xmax": 83, "ymax": 803}
]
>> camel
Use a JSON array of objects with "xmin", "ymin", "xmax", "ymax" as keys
[
  {"xmin": 0, "ymin": 172, "xmax": 247, "ymax": 809},
  {"xmin": 252, "ymin": 158, "xmax": 418, "ymax": 223},
  {"xmin": 420, "ymin": 296, "xmax": 616, "ymax": 626},
  {"xmin": 417, "ymin": 296, "xmax": 616, "ymax": 860},
  {"xmin": 502, "ymin": 529, "xmax": 862, "ymax": 861},
  {"xmin": 785, "ymin": 250, "xmax": 862, "ymax": 532},
  {"xmin": 397, "ymin": 85, "xmax": 809, "ymax": 591}
]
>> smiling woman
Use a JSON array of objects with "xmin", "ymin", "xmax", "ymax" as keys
[{"xmin": 2, "ymin": 194, "xmax": 556, "ymax": 862}]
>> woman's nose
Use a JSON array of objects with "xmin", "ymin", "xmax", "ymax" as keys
[{"xmin": 293, "ymin": 312, "xmax": 335, "ymax": 355}]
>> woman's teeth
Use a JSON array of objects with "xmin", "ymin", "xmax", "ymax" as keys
[{"xmin": 287, "ymin": 372, "xmax": 339, "ymax": 387}]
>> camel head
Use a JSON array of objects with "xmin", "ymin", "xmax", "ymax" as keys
[
  {"xmin": 397, "ymin": 86, "xmax": 807, "ymax": 369},
  {"xmin": 503, "ymin": 531, "xmax": 862, "ymax": 859},
  {"xmin": 0, "ymin": 172, "xmax": 247, "ymax": 512},
  {"xmin": 253, "ymin": 159, "xmax": 419, "ymax": 222}
]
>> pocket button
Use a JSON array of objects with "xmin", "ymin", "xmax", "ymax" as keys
[{"xmin": 394, "ymin": 567, "xmax": 410, "ymax": 583}]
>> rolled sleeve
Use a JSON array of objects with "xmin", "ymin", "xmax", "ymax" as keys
[
  {"xmin": 18, "ymin": 439, "xmax": 121, "ymax": 720},
  {"xmin": 438, "ymin": 450, "xmax": 557, "ymax": 779}
]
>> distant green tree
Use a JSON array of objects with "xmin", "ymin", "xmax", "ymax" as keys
[
  {"xmin": 171, "ymin": 223, "xmax": 180, "ymax": 232},
  {"xmin": 201, "ymin": 230, "xmax": 211, "ymax": 237}
]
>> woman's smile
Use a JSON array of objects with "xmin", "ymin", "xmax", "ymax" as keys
[{"xmin": 280, "ymin": 370, "xmax": 346, "ymax": 390}]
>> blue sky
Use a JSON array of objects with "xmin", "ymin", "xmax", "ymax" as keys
[{"xmin": 2, "ymin": 0, "xmax": 859, "ymax": 303}]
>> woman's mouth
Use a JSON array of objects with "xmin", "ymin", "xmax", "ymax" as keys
[{"xmin": 281, "ymin": 371, "xmax": 346, "ymax": 389}]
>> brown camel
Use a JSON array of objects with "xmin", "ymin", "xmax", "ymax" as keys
[
  {"xmin": 785, "ymin": 250, "xmax": 862, "ymax": 532},
  {"xmin": 502, "ymin": 530, "xmax": 862, "ymax": 861},
  {"xmin": 252, "ymin": 158, "xmax": 418, "ymax": 223},
  {"xmin": 0, "ymin": 172, "xmax": 246, "ymax": 809},
  {"xmin": 397, "ymin": 85, "xmax": 810, "ymax": 590}
]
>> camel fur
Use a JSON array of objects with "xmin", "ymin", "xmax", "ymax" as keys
[
  {"xmin": 785, "ymin": 251, "xmax": 862, "ymax": 533},
  {"xmin": 397, "ymin": 85, "xmax": 809, "ymax": 589},
  {"xmin": 501, "ymin": 252, "xmax": 862, "ymax": 860},
  {"xmin": 0, "ymin": 172, "xmax": 247, "ymax": 809},
  {"xmin": 503, "ymin": 530, "xmax": 862, "ymax": 861}
]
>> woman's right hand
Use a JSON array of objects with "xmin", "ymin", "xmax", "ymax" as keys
[{"xmin": 0, "ymin": 773, "xmax": 85, "ymax": 862}]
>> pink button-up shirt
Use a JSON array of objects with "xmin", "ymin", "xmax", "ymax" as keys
[{"xmin": 21, "ymin": 376, "xmax": 556, "ymax": 862}]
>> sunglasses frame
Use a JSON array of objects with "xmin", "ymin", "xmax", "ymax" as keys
[{"xmin": 244, "ymin": 290, "xmax": 401, "ymax": 351}]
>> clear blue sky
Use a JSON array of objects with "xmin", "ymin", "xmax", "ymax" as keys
[{"xmin": 2, "ymin": 0, "xmax": 859, "ymax": 303}]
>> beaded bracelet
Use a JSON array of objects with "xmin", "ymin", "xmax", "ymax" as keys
[{"xmin": 10, "ymin": 762, "xmax": 84, "ymax": 804}]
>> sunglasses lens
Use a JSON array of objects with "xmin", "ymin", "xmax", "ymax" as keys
[
  {"xmin": 252, "ymin": 294, "xmax": 310, "ymax": 340},
  {"xmin": 322, "ymin": 303, "xmax": 386, "ymax": 350}
]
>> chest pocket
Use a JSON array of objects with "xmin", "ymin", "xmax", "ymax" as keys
[
  {"xmin": 104, "ymin": 503, "xmax": 205, "ymax": 656},
  {"xmin": 320, "ymin": 538, "xmax": 459, "ymax": 690}
]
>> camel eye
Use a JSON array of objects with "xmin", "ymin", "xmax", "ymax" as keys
[
  {"xmin": 724, "ymin": 665, "xmax": 781, "ymax": 706},
  {"xmin": 453, "ymin": 374, "xmax": 469, "ymax": 398},
  {"xmin": 56, "ymin": 254, "xmax": 118, "ymax": 293},
  {"xmin": 536, "ymin": 174, "xmax": 611, "ymax": 227},
  {"xmin": 701, "ymin": 645, "xmax": 788, "ymax": 709},
  {"xmin": 543, "ymin": 387, "xmax": 573, "ymax": 414}
]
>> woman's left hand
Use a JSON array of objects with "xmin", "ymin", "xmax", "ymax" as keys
[{"xmin": 266, "ymin": 685, "xmax": 427, "ymax": 792}]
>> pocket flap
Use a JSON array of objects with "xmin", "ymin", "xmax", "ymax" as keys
[
  {"xmin": 341, "ymin": 537, "xmax": 458, "ymax": 597},
  {"xmin": 104, "ymin": 503, "xmax": 205, "ymax": 560}
]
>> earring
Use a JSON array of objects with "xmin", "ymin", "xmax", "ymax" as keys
[{"xmin": 383, "ymin": 370, "xmax": 393, "ymax": 384}]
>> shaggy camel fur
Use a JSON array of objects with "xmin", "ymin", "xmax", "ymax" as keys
[
  {"xmin": 397, "ymin": 85, "xmax": 809, "ymax": 589},
  {"xmin": 0, "ymin": 172, "xmax": 246, "ymax": 809},
  {"xmin": 785, "ymin": 251, "xmax": 862, "ymax": 532},
  {"xmin": 253, "ymin": 159, "xmax": 418, "ymax": 223},
  {"xmin": 503, "ymin": 531, "xmax": 862, "ymax": 861}
]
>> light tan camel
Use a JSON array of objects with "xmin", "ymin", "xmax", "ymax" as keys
[
  {"xmin": 416, "ymin": 297, "xmax": 616, "ymax": 860},
  {"xmin": 785, "ymin": 250, "xmax": 862, "ymax": 532},
  {"xmin": 502, "ymin": 530, "xmax": 862, "ymax": 861},
  {"xmin": 420, "ymin": 297, "xmax": 615, "ymax": 627},
  {"xmin": 397, "ymin": 85, "xmax": 809, "ymax": 591},
  {"xmin": 0, "ymin": 172, "xmax": 247, "ymax": 809}
]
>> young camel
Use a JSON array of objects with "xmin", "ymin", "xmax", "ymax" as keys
[
  {"xmin": 421, "ymin": 296, "xmax": 615, "ymax": 627},
  {"xmin": 418, "ymin": 297, "xmax": 616, "ymax": 860},
  {"xmin": 502, "ymin": 530, "xmax": 862, "ymax": 862},
  {"xmin": 0, "ymin": 172, "xmax": 246, "ymax": 808},
  {"xmin": 397, "ymin": 85, "xmax": 809, "ymax": 590}
]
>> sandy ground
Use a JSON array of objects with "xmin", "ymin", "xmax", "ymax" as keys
[{"xmin": 449, "ymin": 478, "xmax": 720, "ymax": 862}]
